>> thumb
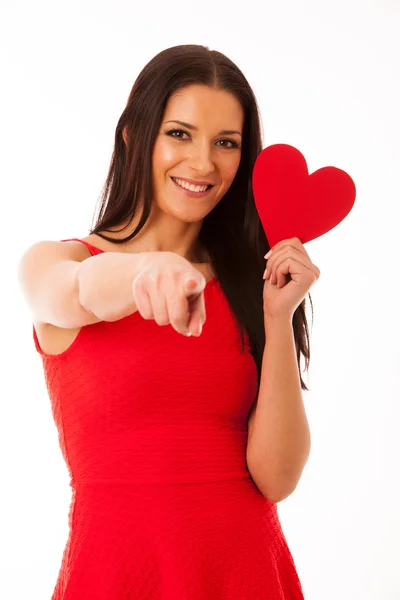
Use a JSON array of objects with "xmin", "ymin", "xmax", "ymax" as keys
[{"xmin": 185, "ymin": 276, "xmax": 205, "ymax": 295}]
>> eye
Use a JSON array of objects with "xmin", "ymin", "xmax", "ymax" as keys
[
  {"xmin": 166, "ymin": 129, "xmax": 190, "ymax": 140},
  {"xmin": 166, "ymin": 129, "xmax": 240, "ymax": 149},
  {"xmin": 216, "ymin": 139, "xmax": 240, "ymax": 149}
]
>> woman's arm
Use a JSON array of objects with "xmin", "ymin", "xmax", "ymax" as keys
[{"xmin": 246, "ymin": 316, "xmax": 311, "ymax": 502}]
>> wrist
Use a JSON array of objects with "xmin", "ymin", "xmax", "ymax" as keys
[{"xmin": 264, "ymin": 314, "xmax": 293, "ymax": 330}]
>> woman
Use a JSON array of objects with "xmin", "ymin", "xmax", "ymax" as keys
[{"xmin": 19, "ymin": 44, "xmax": 318, "ymax": 599}]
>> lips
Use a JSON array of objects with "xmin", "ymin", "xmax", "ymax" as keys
[
  {"xmin": 171, "ymin": 177, "xmax": 212, "ymax": 191},
  {"xmin": 170, "ymin": 177, "xmax": 214, "ymax": 197},
  {"xmin": 172, "ymin": 176, "xmax": 214, "ymax": 186}
]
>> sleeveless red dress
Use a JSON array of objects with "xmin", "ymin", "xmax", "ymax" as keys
[{"xmin": 32, "ymin": 238, "xmax": 305, "ymax": 599}]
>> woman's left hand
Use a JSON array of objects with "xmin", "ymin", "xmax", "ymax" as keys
[{"xmin": 262, "ymin": 237, "xmax": 320, "ymax": 321}]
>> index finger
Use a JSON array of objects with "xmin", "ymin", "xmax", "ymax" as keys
[
  {"xmin": 186, "ymin": 291, "xmax": 206, "ymax": 336},
  {"xmin": 266, "ymin": 237, "xmax": 310, "ymax": 259}
]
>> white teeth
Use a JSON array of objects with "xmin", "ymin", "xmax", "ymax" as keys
[{"xmin": 173, "ymin": 177, "xmax": 209, "ymax": 193}]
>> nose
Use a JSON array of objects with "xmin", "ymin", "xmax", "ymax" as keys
[{"xmin": 187, "ymin": 141, "xmax": 215, "ymax": 176}]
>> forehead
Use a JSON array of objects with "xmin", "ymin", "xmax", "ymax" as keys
[{"xmin": 164, "ymin": 84, "xmax": 243, "ymax": 130}]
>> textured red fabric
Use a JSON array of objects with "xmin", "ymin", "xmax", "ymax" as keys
[{"xmin": 32, "ymin": 238, "xmax": 305, "ymax": 599}]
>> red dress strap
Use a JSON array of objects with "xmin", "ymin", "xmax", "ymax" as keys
[{"xmin": 60, "ymin": 238, "xmax": 104, "ymax": 256}]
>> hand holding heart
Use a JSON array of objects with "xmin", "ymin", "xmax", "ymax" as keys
[
  {"xmin": 262, "ymin": 237, "xmax": 320, "ymax": 321},
  {"xmin": 252, "ymin": 143, "xmax": 356, "ymax": 322}
]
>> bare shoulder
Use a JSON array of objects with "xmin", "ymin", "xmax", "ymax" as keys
[
  {"xmin": 19, "ymin": 238, "xmax": 93, "ymax": 268},
  {"xmin": 19, "ymin": 239, "xmax": 99, "ymax": 355}
]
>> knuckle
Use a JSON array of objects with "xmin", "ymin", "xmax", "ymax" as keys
[
  {"xmin": 150, "ymin": 272, "xmax": 163, "ymax": 287},
  {"xmin": 132, "ymin": 274, "xmax": 143, "ymax": 291}
]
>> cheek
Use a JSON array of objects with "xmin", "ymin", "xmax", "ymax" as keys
[
  {"xmin": 153, "ymin": 138, "xmax": 180, "ymax": 172},
  {"xmin": 221, "ymin": 158, "xmax": 241, "ymax": 185}
]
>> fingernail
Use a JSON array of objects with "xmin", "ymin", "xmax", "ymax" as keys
[
  {"xmin": 186, "ymin": 331, "xmax": 192, "ymax": 337},
  {"xmin": 264, "ymin": 250, "xmax": 272, "ymax": 259}
]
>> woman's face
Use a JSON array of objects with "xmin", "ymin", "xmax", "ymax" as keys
[{"xmin": 151, "ymin": 84, "xmax": 244, "ymax": 222}]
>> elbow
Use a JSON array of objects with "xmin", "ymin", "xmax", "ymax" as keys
[
  {"xmin": 265, "ymin": 483, "xmax": 297, "ymax": 503},
  {"xmin": 260, "ymin": 479, "xmax": 298, "ymax": 503},
  {"xmin": 247, "ymin": 441, "xmax": 311, "ymax": 503},
  {"xmin": 248, "ymin": 463, "xmax": 301, "ymax": 503}
]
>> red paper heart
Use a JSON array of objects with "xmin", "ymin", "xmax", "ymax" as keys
[{"xmin": 252, "ymin": 144, "xmax": 356, "ymax": 248}]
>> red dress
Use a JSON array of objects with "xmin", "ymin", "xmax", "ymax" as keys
[{"xmin": 32, "ymin": 238, "xmax": 305, "ymax": 599}]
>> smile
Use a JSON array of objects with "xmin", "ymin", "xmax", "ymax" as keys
[{"xmin": 171, "ymin": 177, "xmax": 213, "ymax": 197}]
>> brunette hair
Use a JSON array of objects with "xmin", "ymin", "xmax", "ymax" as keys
[{"xmin": 89, "ymin": 44, "xmax": 314, "ymax": 391}]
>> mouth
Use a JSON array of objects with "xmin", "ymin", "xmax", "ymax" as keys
[{"xmin": 170, "ymin": 177, "xmax": 214, "ymax": 198}]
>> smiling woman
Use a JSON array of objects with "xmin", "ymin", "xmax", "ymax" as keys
[
  {"xmin": 24, "ymin": 44, "xmax": 311, "ymax": 600},
  {"xmin": 140, "ymin": 83, "xmax": 245, "ymax": 230}
]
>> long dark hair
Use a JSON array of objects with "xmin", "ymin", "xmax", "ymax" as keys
[{"xmin": 89, "ymin": 44, "xmax": 314, "ymax": 392}]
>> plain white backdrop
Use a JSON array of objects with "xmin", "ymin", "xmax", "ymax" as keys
[{"xmin": 1, "ymin": 0, "xmax": 399, "ymax": 598}]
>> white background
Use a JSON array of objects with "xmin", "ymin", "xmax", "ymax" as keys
[{"xmin": 1, "ymin": 1, "xmax": 399, "ymax": 598}]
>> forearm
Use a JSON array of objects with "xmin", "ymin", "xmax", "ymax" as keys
[
  {"xmin": 246, "ymin": 317, "xmax": 311, "ymax": 501},
  {"xmin": 77, "ymin": 250, "xmax": 152, "ymax": 322}
]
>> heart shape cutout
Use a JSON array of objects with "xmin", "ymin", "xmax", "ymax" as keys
[{"xmin": 252, "ymin": 144, "xmax": 356, "ymax": 248}]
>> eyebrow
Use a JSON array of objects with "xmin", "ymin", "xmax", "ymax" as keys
[{"xmin": 164, "ymin": 120, "xmax": 242, "ymax": 137}]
